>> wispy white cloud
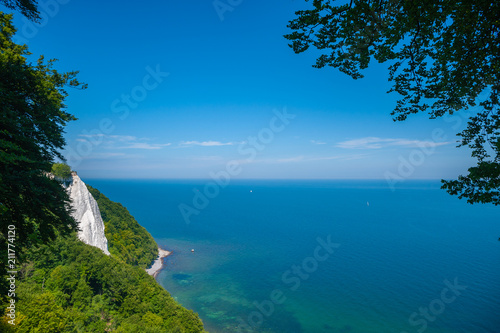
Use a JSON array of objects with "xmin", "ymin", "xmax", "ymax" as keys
[
  {"xmin": 338, "ymin": 154, "xmax": 368, "ymax": 161},
  {"xmin": 309, "ymin": 155, "xmax": 344, "ymax": 161},
  {"xmin": 276, "ymin": 156, "xmax": 305, "ymax": 163},
  {"xmin": 119, "ymin": 142, "xmax": 171, "ymax": 150},
  {"xmin": 78, "ymin": 152, "xmax": 146, "ymax": 161},
  {"xmin": 79, "ymin": 133, "xmax": 105, "ymax": 138},
  {"xmin": 187, "ymin": 156, "xmax": 224, "ymax": 161},
  {"xmin": 336, "ymin": 137, "xmax": 451, "ymax": 149},
  {"xmin": 78, "ymin": 134, "xmax": 138, "ymax": 142},
  {"xmin": 250, "ymin": 154, "xmax": 368, "ymax": 164},
  {"xmin": 86, "ymin": 153, "xmax": 127, "ymax": 158},
  {"xmin": 180, "ymin": 140, "xmax": 237, "ymax": 147},
  {"xmin": 77, "ymin": 134, "xmax": 171, "ymax": 150},
  {"xmin": 310, "ymin": 140, "xmax": 327, "ymax": 145},
  {"xmin": 108, "ymin": 135, "xmax": 138, "ymax": 142}
]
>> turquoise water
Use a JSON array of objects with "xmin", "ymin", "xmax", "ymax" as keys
[{"xmin": 87, "ymin": 179, "xmax": 500, "ymax": 333}]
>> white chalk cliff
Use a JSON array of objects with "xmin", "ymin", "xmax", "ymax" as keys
[{"xmin": 67, "ymin": 173, "xmax": 110, "ymax": 255}]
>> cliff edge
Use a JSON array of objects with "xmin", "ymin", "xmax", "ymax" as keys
[{"xmin": 67, "ymin": 172, "xmax": 110, "ymax": 255}]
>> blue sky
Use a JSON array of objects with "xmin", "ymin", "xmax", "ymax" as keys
[{"xmin": 4, "ymin": 0, "xmax": 476, "ymax": 179}]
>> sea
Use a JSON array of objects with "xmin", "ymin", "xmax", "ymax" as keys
[{"xmin": 86, "ymin": 179, "xmax": 500, "ymax": 333}]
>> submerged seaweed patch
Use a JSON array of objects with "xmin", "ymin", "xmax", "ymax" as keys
[{"xmin": 172, "ymin": 273, "xmax": 192, "ymax": 281}]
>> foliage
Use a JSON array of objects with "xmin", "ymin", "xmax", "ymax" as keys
[
  {"xmin": 87, "ymin": 185, "xmax": 159, "ymax": 269},
  {"xmin": 51, "ymin": 162, "xmax": 72, "ymax": 179},
  {"xmin": 14, "ymin": 235, "xmax": 205, "ymax": 332},
  {"xmin": 441, "ymin": 161, "xmax": 500, "ymax": 205},
  {"xmin": 285, "ymin": 0, "xmax": 500, "ymax": 205},
  {"xmin": 0, "ymin": 316, "xmax": 16, "ymax": 332},
  {"xmin": 0, "ymin": 12, "xmax": 84, "ymax": 245},
  {"xmin": 0, "ymin": 8, "xmax": 204, "ymax": 333},
  {"xmin": 0, "ymin": 0, "xmax": 39, "ymax": 22},
  {"xmin": 0, "ymin": 12, "xmax": 85, "ymax": 303}
]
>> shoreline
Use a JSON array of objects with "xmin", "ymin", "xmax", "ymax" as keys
[{"xmin": 146, "ymin": 247, "xmax": 172, "ymax": 279}]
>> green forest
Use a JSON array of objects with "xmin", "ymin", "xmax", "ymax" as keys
[
  {"xmin": 0, "ymin": 4, "xmax": 206, "ymax": 330},
  {"xmin": 1, "ymin": 168, "xmax": 205, "ymax": 331},
  {"xmin": 3, "ymin": 234, "xmax": 204, "ymax": 332},
  {"xmin": 87, "ymin": 185, "xmax": 159, "ymax": 269},
  {"xmin": 2, "ymin": 0, "xmax": 498, "ymax": 331},
  {"xmin": 1, "ymin": 171, "xmax": 206, "ymax": 331}
]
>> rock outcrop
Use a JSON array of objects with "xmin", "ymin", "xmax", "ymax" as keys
[{"xmin": 67, "ymin": 172, "xmax": 110, "ymax": 255}]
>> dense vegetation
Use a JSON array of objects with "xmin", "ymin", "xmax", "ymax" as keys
[
  {"xmin": 51, "ymin": 163, "xmax": 73, "ymax": 180},
  {"xmin": 0, "ymin": 180, "xmax": 206, "ymax": 332},
  {"xmin": 12, "ymin": 235, "xmax": 205, "ymax": 332},
  {"xmin": 0, "ymin": 8, "xmax": 205, "ymax": 331},
  {"xmin": 0, "ymin": 180, "xmax": 206, "ymax": 331},
  {"xmin": 286, "ymin": 0, "xmax": 500, "ymax": 205},
  {"xmin": 87, "ymin": 185, "xmax": 158, "ymax": 269},
  {"xmin": 0, "ymin": 11, "xmax": 82, "ymax": 299}
]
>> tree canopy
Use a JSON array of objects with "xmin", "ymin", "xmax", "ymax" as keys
[
  {"xmin": 0, "ymin": 12, "xmax": 86, "ymax": 301},
  {"xmin": 87, "ymin": 185, "xmax": 159, "ymax": 269},
  {"xmin": 15, "ymin": 235, "xmax": 205, "ymax": 332},
  {"xmin": 285, "ymin": 0, "xmax": 500, "ymax": 205},
  {"xmin": 0, "ymin": 0, "xmax": 39, "ymax": 21},
  {"xmin": 51, "ymin": 163, "xmax": 72, "ymax": 179},
  {"xmin": 0, "ymin": 12, "xmax": 86, "ymax": 247}
]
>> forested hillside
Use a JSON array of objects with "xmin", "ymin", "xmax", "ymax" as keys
[
  {"xmin": 87, "ymin": 185, "xmax": 158, "ymax": 269},
  {"xmin": 11, "ymin": 235, "xmax": 204, "ymax": 332},
  {"xmin": 0, "ymin": 5, "xmax": 204, "ymax": 331}
]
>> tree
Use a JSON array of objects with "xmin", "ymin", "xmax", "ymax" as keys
[
  {"xmin": 16, "ymin": 235, "xmax": 206, "ymax": 332},
  {"xmin": 0, "ymin": 12, "xmax": 86, "ymax": 301},
  {"xmin": 0, "ymin": 11, "xmax": 86, "ymax": 245},
  {"xmin": 17, "ymin": 293, "xmax": 69, "ymax": 333},
  {"xmin": 0, "ymin": 0, "xmax": 40, "ymax": 22},
  {"xmin": 87, "ymin": 185, "xmax": 159, "ymax": 269},
  {"xmin": 51, "ymin": 162, "xmax": 72, "ymax": 179},
  {"xmin": 285, "ymin": 0, "xmax": 500, "ymax": 205}
]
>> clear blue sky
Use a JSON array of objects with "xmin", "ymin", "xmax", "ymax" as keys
[{"xmin": 3, "ymin": 0, "xmax": 476, "ymax": 179}]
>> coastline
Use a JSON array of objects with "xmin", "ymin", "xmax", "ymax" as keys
[{"xmin": 146, "ymin": 247, "xmax": 172, "ymax": 278}]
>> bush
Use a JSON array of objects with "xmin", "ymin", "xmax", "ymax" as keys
[{"xmin": 51, "ymin": 163, "xmax": 72, "ymax": 179}]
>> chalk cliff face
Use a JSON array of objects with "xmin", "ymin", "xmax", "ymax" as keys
[{"xmin": 67, "ymin": 173, "xmax": 110, "ymax": 255}]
